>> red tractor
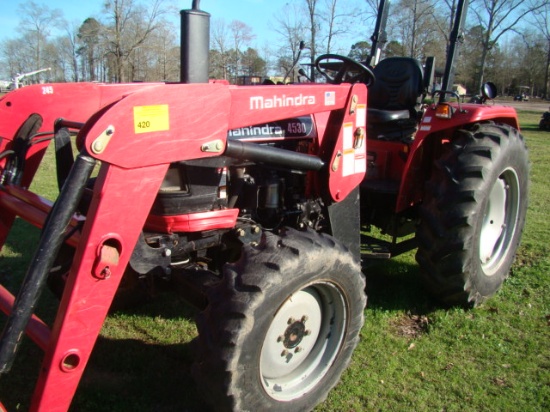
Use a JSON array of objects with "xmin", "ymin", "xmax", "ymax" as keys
[
  {"xmin": 314, "ymin": 0, "xmax": 528, "ymax": 308},
  {"xmin": 0, "ymin": 0, "xmax": 528, "ymax": 411}
]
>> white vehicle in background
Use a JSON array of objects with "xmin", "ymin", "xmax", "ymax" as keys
[
  {"xmin": 0, "ymin": 68, "xmax": 51, "ymax": 92},
  {"xmin": 0, "ymin": 80, "xmax": 12, "ymax": 92},
  {"xmin": 12, "ymin": 68, "xmax": 51, "ymax": 89}
]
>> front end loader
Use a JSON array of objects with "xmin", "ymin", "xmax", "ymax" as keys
[{"xmin": 0, "ymin": 2, "xmax": 369, "ymax": 411}]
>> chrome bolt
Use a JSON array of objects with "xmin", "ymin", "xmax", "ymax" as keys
[
  {"xmin": 99, "ymin": 266, "xmax": 111, "ymax": 279},
  {"xmin": 92, "ymin": 140, "xmax": 104, "ymax": 153}
]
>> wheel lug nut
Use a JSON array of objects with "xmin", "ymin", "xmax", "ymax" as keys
[
  {"xmin": 295, "ymin": 347, "xmax": 302, "ymax": 353},
  {"xmin": 288, "ymin": 317, "xmax": 295, "ymax": 324},
  {"xmin": 281, "ymin": 350, "xmax": 289, "ymax": 357},
  {"xmin": 304, "ymin": 329, "xmax": 311, "ymax": 336},
  {"xmin": 301, "ymin": 315, "xmax": 308, "ymax": 323},
  {"xmin": 277, "ymin": 335, "xmax": 283, "ymax": 342}
]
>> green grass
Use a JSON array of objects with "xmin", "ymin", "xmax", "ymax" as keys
[{"xmin": 1, "ymin": 110, "xmax": 549, "ymax": 411}]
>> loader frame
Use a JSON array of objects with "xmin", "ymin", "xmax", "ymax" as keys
[{"xmin": 0, "ymin": 80, "xmax": 367, "ymax": 411}]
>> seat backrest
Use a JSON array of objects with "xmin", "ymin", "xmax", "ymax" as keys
[{"xmin": 368, "ymin": 57, "xmax": 424, "ymax": 112}]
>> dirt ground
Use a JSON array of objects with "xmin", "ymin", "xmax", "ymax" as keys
[{"xmin": 494, "ymin": 98, "xmax": 550, "ymax": 113}]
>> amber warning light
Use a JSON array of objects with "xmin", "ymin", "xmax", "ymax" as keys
[{"xmin": 435, "ymin": 103, "xmax": 454, "ymax": 119}]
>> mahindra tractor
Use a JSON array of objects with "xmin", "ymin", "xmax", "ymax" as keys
[
  {"xmin": 0, "ymin": 0, "xmax": 528, "ymax": 411},
  {"xmin": 314, "ymin": 0, "xmax": 528, "ymax": 308}
]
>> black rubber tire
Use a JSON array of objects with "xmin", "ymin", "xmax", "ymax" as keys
[
  {"xmin": 192, "ymin": 227, "xmax": 366, "ymax": 411},
  {"xmin": 416, "ymin": 123, "xmax": 529, "ymax": 307},
  {"xmin": 1, "ymin": 113, "xmax": 42, "ymax": 185}
]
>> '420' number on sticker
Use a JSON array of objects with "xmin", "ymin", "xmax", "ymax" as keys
[{"xmin": 137, "ymin": 121, "xmax": 151, "ymax": 129}]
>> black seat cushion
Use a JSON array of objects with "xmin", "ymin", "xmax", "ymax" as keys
[{"xmin": 367, "ymin": 57, "xmax": 424, "ymax": 122}]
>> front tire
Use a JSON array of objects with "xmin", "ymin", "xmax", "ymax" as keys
[
  {"xmin": 416, "ymin": 123, "xmax": 529, "ymax": 306},
  {"xmin": 193, "ymin": 227, "xmax": 366, "ymax": 411}
]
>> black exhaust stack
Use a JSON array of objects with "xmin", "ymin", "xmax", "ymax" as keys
[{"xmin": 180, "ymin": 0, "xmax": 210, "ymax": 83}]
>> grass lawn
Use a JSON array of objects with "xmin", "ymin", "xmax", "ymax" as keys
[{"xmin": 0, "ymin": 110, "xmax": 548, "ymax": 411}]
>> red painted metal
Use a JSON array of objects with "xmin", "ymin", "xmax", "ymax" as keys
[
  {"xmin": 80, "ymin": 83, "xmax": 362, "ymax": 167},
  {"xmin": 0, "ymin": 285, "xmax": 50, "ymax": 351},
  {"xmin": 0, "ymin": 80, "xmax": 367, "ymax": 411},
  {"xmin": 0, "ymin": 186, "xmax": 83, "ymax": 248},
  {"xmin": 0, "ymin": 82, "xmax": 161, "ymax": 141},
  {"xmin": 29, "ymin": 163, "xmax": 168, "ymax": 411},
  {"xmin": 145, "ymin": 209, "xmax": 240, "ymax": 233},
  {"xmin": 393, "ymin": 102, "xmax": 520, "ymax": 212},
  {"xmin": 0, "ymin": 83, "xmax": 137, "ymax": 252},
  {"xmin": 1, "ymin": 185, "xmax": 55, "ymax": 214}
]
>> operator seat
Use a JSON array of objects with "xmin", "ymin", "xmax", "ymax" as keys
[{"xmin": 367, "ymin": 57, "xmax": 425, "ymax": 141}]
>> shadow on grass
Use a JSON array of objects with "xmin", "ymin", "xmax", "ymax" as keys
[
  {"xmin": 519, "ymin": 123, "xmax": 547, "ymax": 133},
  {"xmin": 72, "ymin": 335, "xmax": 208, "ymax": 412},
  {"xmin": 69, "ymin": 255, "xmax": 440, "ymax": 412},
  {"xmin": 0, "ymin": 220, "xmax": 209, "ymax": 411},
  {"xmin": 1, "ymin": 219, "xmax": 443, "ymax": 411},
  {"xmin": 0, "ymin": 335, "xmax": 210, "ymax": 412},
  {"xmin": 0, "ymin": 220, "xmax": 40, "ymax": 291},
  {"xmin": 362, "ymin": 254, "xmax": 439, "ymax": 316},
  {"xmin": 0, "ymin": 290, "xmax": 209, "ymax": 411}
]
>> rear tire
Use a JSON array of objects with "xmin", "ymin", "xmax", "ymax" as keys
[
  {"xmin": 416, "ymin": 123, "xmax": 529, "ymax": 306},
  {"xmin": 1, "ymin": 113, "xmax": 42, "ymax": 185},
  {"xmin": 192, "ymin": 227, "xmax": 366, "ymax": 411}
]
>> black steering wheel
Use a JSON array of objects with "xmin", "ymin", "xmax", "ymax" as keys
[{"xmin": 315, "ymin": 54, "xmax": 375, "ymax": 86}]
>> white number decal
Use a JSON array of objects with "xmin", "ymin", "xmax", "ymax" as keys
[{"xmin": 287, "ymin": 122, "xmax": 306, "ymax": 134}]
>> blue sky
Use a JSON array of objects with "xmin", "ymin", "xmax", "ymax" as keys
[
  {"xmin": 0, "ymin": 0, "xmax": 296, "ymax": 48},
  {"xmin": 0, "ymin": 0, "xmax": 529, "ymax": 49}
]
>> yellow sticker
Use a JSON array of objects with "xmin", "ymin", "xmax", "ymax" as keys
[{"xmin": 133, "ymin": 105, "xmax": 169, "ymax": 134}]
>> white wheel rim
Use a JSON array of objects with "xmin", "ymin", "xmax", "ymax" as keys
[
  {"xmin": 479, "ymin": 168, "xmax": 520, "ymax": 275},
  {"xmin": 259, "ymin": 282, "xmax": 347, "ymax": 401}
]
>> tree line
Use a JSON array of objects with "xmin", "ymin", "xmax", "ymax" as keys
[{"xmin": 1, "ymin": 0, "xmax": 548, "ymax": 98}]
